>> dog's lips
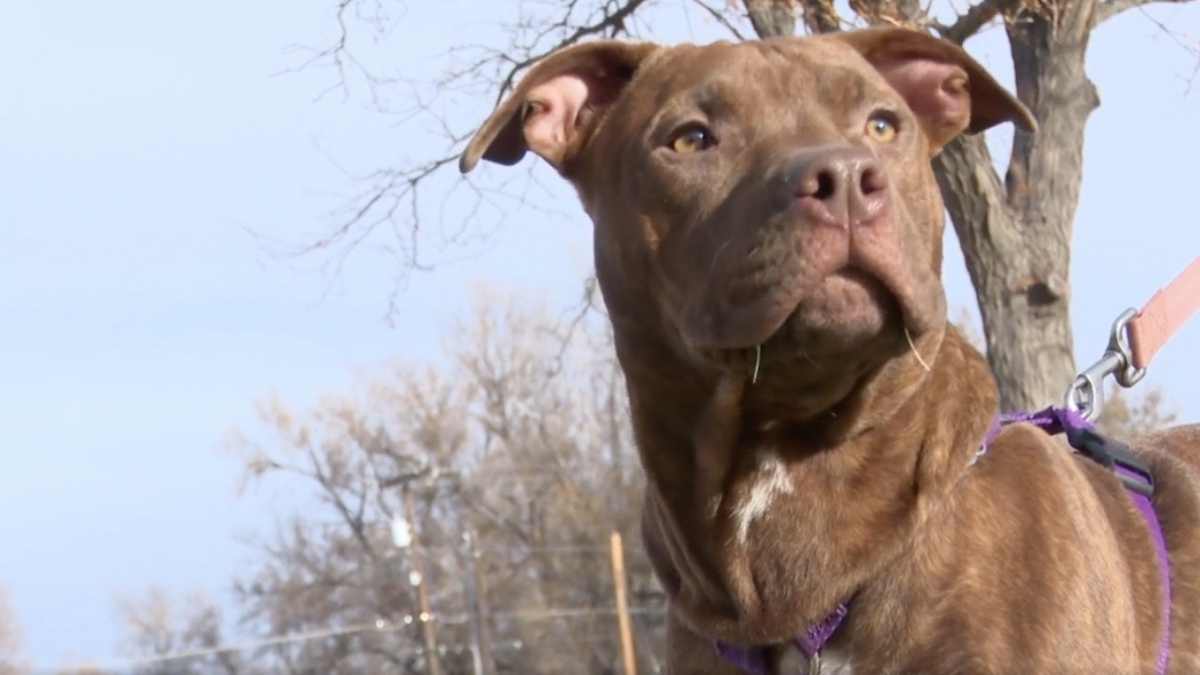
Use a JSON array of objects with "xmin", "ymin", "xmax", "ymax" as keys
[
  {"xmin": 791, "ymin": 268, "xmax": 897, "ymax": 337},
  {"xmin": 680, "ymin": 285, "xmax": 804, "ymax": 357},
  {"xmin": 682, "ymin": 267, "xmax": 901, "ymax": 365}
]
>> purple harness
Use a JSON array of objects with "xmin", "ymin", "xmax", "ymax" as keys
[{"xmin": 712, "ymin": 407, "xmax": 1172, "ymax": 675}]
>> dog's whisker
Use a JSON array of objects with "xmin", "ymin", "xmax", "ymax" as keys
[
  {"xmin": 751, "ymin": 344, "xmax": 763, "ymax": 384},
  {"xmin": 905, "ymin": 327, "xmax": 932, "ymax": 372},
  {"xmin": 800, "ymin": 350, "xmax": 821, "ymax": 370}
]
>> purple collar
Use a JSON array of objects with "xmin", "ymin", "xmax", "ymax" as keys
[{"xmin": 712, "ymin": 407, "xmax": 1171, "ymax": 675}]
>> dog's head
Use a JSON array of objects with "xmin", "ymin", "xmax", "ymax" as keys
[{"xmin": 462, "ymin": 29, "xmax": 1033, "ymax": 421}]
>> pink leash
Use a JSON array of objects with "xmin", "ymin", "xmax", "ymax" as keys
[
  {"xmin": 1129, "ymin": 253, "xmax": 1200, "ymax": 370},
  {"xmin": 1066, "ymin": 251, "xmax": 1200, "ymax": 421}
]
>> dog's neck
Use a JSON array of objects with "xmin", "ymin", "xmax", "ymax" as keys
[{"xmin": 628, "ymin": 327, "xmax": 999, "ymax": 645}]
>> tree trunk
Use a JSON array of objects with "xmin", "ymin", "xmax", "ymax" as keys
[
  {"xmin": 936, "ymin": 5, "xmax": 1099, "ymax": 412},
  {"xmin": 744, "ymin": 0, "xmax": 799, "ymax": 36}
]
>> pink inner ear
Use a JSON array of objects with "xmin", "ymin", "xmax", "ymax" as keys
[
  {"xmin": 523, "ymin": 74, "xmax": 591, "ymax": 162},
  {"xmin": 875, "ymin": 59, "xmax": 971, "ymax": 139}
]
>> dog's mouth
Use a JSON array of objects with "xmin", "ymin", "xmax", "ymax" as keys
[{"xmin": 687, "ymin": 267, "xmax": 905, "ymax": 377}]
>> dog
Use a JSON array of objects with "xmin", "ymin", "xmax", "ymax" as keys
[{"xmin": 460, "ymin": 27, "xmax": 1200, "ymax": 674}]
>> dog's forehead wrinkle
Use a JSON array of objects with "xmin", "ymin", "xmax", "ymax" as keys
[
  {"xmin": 644, "ymin": 41, "xmax": 820, "ymax": 108},
  {"xmin": 752, "ymin": 40, "xmax": 881, "ymax": 109},
  {"xmin": 819, "ymin": 68, "xmax": 875, "ymax": 112}
]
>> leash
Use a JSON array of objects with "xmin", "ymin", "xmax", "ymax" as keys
[{"xmin": 1065, "ymin": 250, "xmax": 1200, "ymax": 422}]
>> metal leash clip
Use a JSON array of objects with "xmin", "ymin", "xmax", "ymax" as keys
[{"xmin": 1063, "ymin": 308, "xmax": 1147, "ymax": 421}]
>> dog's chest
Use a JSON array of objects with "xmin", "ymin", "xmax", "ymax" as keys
[{"xmin": 729, "ymin": 449, "xmax": 795, "ymax": 544}]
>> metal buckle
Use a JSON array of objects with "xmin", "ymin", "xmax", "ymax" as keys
[{"xmin": 1063, "ymin": 308, "xmax": 1147, "ymax": 422}]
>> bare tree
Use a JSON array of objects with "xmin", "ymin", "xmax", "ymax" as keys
[
  {"xmin": 281, "ymin": 0, "xmax": 1194, "ymax": 413},
  {"xmin": 121, "ymin": 287, "xmax": 662, "ymax": 673},
  {"xmin": 0, "ymin": 586, "xmax": 26, "ymax": 675},
  {"xmin": 53, "ymin": 665, "xmax": 110, "ymax": 675},
  {"xmin": 114, "ymin": 588, "xmax": 243, "ymax": 675}
]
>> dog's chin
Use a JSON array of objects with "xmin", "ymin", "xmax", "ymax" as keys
[
  {"xmin": 690, "ymin": 270, "xmax": 904, "ymax": 368},
  {"xmin": 786, "ymin": 269, "xmax": 901, "ymax": 350},
  {"xmin": 685, "ymin": 271, "xmax": 924, "ymax": 421}
]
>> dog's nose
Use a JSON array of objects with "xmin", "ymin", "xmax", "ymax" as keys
[{"xmin": 790, "ymin": 147, "xmax": 889, "ymax": 228}]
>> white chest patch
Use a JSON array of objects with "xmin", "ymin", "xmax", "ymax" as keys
[{"xmin": 731, "ymin": 450, "xmax": 794, "ymax": 544}]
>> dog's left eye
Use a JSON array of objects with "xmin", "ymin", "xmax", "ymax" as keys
[
  {"xmin": 668, "ymin": 125, "xmax": 716, "ymax": 154},
  {"xmin": 520, "ymin": 100, "xmax": 542, "ymax": 122},
  {"xmin": 865, "ymin": 112, "xmax": 899, "ymax": 143}
]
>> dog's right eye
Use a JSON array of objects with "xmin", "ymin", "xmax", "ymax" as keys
[
  {"xmin": 668, "ymin": 125, "xmax": 715, "ymax": 154},
  {"xmin": 521, "ymin": 100, "xmax": 545, "ymax": 122}
]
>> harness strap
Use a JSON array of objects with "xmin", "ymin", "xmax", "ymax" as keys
[
  {"xmin": 793, "ymin": 602, "xmax": 848, "ymax": 664},
  {"xmin": 1007, "ymin": 407, "xmax": 1171, "ymax": 675},
  {"xmin": 1120, "ymin": 465, "xmax": 1172, "ymax": 674}
]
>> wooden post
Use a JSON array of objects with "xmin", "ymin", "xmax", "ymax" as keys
[
  {"xmin": 463, "ymin": 528, "xmax": 496, "ymax": 675},
  {"xmin": 404, "ymin": 484, "xmax": 444, "ymax": 675},
  {"xmin": 609, "ymin": 531, "xmax": 638, "ymax": 675}
]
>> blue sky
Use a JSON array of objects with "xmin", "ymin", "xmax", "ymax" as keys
[{"xmin": 1, "ymin": 0, "xmax": 1198, "ymax": 669}]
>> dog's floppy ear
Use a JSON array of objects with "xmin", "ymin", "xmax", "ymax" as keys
[
  {"xmin": 836, "ymin": 28, "xmax": 1037, "ymax": 152},
  {"xmin": 459, "ymin": 40, "xmax": 661, "ymax": 174}
]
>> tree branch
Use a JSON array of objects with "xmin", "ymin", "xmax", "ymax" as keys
[
  {"xmin": 271, "ymin": 0, "xmax": 662, "ymax": 321},
  {"xmin": 743, "ymin": 0, "xmax": 798, "ymax": 37},
  {"xmin": 493, "ymin": 0, "xmax": 653, "ymax": 102},
  {"xmin": 691, "ymin": 0, "xmax": 751, "ymax": 40},
  {"xmin": 303, "ymin": 442, "xmax": 380, "ymax": 563},
  {"xmin": 1094, "ymin": 0, "xmax": 1195, "ymax": 26},
  {"xmin": 935, "ymin": 0, "xmax": 1007, "ymax": 44},
  {"xmin": 794, "ymin": 0, "xmax": 844, "ymax": 33}
]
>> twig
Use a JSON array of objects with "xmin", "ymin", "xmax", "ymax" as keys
[
  {"xmin": 1094, "ymin": 0, "xmax": 1194, "ymax": 25},
  {"xmin": 935, "ymin": 0, "xmax": 1007, "ymax": 43},
  {"xmin": 691, "ymin": 0, "xmax": 751, "ymax": 40}
]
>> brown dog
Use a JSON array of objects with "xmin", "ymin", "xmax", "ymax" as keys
[{"xmin": 461, "ymin": 28, "xmax": 1200, "ymax": 674}]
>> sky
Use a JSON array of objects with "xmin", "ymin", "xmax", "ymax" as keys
[{"xmin": 1, "ymin": 0, "xmax": 1198, "ymax": 670}]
